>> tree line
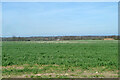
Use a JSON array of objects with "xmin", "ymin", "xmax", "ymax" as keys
[{"xmin": 2, "ymin": 35, "xmax": 120, "ymax": 41}]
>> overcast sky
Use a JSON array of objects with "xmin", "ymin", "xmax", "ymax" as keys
[{"xmin": 2, "ymin": 2, "xmax": 118, "ymax": 37}]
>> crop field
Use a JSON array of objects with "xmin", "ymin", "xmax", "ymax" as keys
[{"xmin": 2, "ymin": 40, "xmax": 118, "ymax": 78}]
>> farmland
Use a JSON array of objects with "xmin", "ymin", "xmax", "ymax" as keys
[{"xmin": 2, "ymin": 40, "xmax": 118, "ymax": 78}]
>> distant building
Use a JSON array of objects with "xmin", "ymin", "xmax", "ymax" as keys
[
  {"xmin": 45, "ymin": 38, "xmax": 48, "ymax": 41},
  {"xmin": 56, "ymin": 39, "xmax": 60, "ymax": 41}
]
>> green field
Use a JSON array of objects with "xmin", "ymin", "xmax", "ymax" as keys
[{"xmin": 2, "ymin": 40, "xmax": 118, "ymax": 78}]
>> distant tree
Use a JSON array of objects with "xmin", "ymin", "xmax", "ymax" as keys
[{"xmin": 12, "ymin": 36, "xmax": 17, "ymax": 41}]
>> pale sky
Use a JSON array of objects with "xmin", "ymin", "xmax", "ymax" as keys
[{"xmin": 2, "ymin": 2, "xmax": 118, "ymax": 37}]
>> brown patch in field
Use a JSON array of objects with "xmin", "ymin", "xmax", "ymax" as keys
[
  {"xmin": 104, "ymin": 38, "xmax": 114, "ymax": 40},
  {"xmin": 2, "ymin": 71, "xmax": 118, "ymax": 78},
  {"xmin": 81, "ymin": 71, "xmax": 117, "ymax": 77},
  {"xmin": 35, "ymin": 73, "xmax": 69, "ymax": 77},
  {"xmin": 2, "ymin": 65, "xmax": 118, "ymax": 78},
  {"xmin": 40, "ymin": 64, "xmax": 59, "ymax": 67},
  {"xmin": 2, "ymin": 64, "xmax": 60, "ymax": 70},
  {"xmin": 2, "ymin": 65, "xmax": 24, "ymax": 69}
]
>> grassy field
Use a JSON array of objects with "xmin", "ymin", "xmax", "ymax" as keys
[{"xmin": 2, "ymin": 40, "xmax": 118, "ymax": 78}]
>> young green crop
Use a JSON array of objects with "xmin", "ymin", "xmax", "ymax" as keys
[{"xmin": 2, "ymin": 40, "xmax": 118, "ymax": 78}]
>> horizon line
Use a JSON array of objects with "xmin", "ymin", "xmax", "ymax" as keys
[{"xmin": 2, "ymin": 34, "xmax": 119, "ymax": 38}]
